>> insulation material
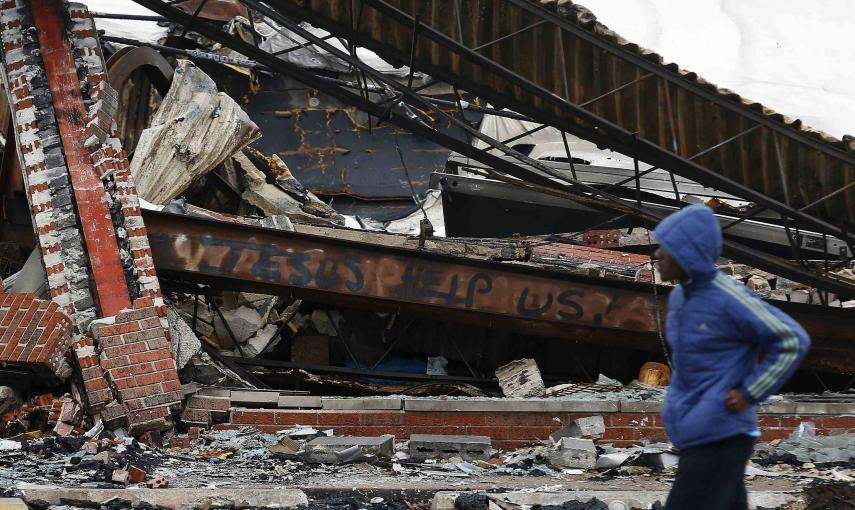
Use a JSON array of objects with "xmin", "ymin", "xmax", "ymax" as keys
[{"xmin": 130, "ymin": 60, "xmax": 260, "ymax": 204}]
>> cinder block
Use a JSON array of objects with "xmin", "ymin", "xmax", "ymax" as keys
[
  {"xmin": 304, "ymin": 435, "xmax": 394, "ymax": 464},
  {"xmin": 408, "ymin": 434, "xmax": 491, "ymax": 461}
]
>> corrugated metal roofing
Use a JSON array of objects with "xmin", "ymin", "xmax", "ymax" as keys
[{"xmin": 274, "ymin": 0, "xmax": 855, "ymax": 225}]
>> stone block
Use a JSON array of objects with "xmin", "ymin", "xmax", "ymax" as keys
[
  {"xmin": 322, "ymin": 398, "xmax": 402, "ymax": 410},
  {"xmin": 757, "ymin": 401, "xmax": 796, "ymax": 414},
  {"xmin": 304, "ymin": 435, "xmax": 394, "ymax": 464},
  {"xmin": 403, "ymin": 399, "xmax": 619, "ymax": 413},
  {"xmin": 620, "ymin": 400, "xmax": 662, "ymax": 413},
  {"xmin": 793, "ymin": 402, "xmax": 855, "ymax": 415},
  {"xmin": 408, "ymin": 434, "xmax": 491, "ymax": 461},
  {"xmin": 230, "ymin": 390, "xmax": 279, "ymax": 407},
  {"xmin": 550, "ymin": 415, "xmax": 605, "ymax": 443},
  {"xmin": 277, "ymin": 396, "xmax": 322, "ymax": 409},
  {"xmin": 548, "ymin": 437, "xmax": 597, "ymax": 469}
]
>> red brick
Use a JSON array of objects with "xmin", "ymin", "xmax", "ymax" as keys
[
  {"xmin": 359, "ymin": 412, "xmax": 404, "ymax": 426},
  {"xmin": 318, "ymin": 411, "xmax": 361, "ymax": 426},
  {"xmin": 465, "ymin": 426, "xmax": 513, "ymax": 440},
  {"xmin": 510, "ymin": 426, "xmax": 553, "ymax": 440},
  {"xmin": 231, "ymin": 409, "xmax": 278, "ymax": 425},
  {"xmin": 602, "ymin": 427, "xmax": 641, "ymax": 440},
  {"xmin": 187, "ymin": 395, "xmax": 230, "ymax": 413},
  {"xmin": 609, "ymin": 414, "xmax": 655, "ymax": 427},
  {"xmin": 814, "ymin": 416, "xmax": 855, "ymax": 429},
  {"xmin": 403, "ymin": 412, "xmax": 486, "ymax": 427},
  {"xmin": 169, "ymin": 435, "xmax": 191, "ymax": 449},
  {"xmin": 161, "ymin": 378, "xmax": 182, "ymax": 392},
  {"xmin": 760, "ymin": 428, "xmax": 793, "ymax": 441}
]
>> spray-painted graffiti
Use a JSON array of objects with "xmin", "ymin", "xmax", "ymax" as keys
[{"xmin": 150, "ymin": 224, "xmax": 658, "ymax": 332}]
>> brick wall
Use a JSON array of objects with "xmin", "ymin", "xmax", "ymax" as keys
[
  {"xmin": 0, "ymin": 0, "xmax": 98, "ymax": 328},
  {"xmin": 0, "ymin": 293, "xmax": 75, "ymax": 377},
  {"xmin": 85, "ymin": 297, "xmax": 182, "ymax": 434},
  {"xmin": 215, "ymin": 408, "xmax": 855, "ymax": 450}
]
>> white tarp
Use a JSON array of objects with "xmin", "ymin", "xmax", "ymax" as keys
[
  {"xmin": 83, "ymin": 0, "xmax": 168, "ymax": 44},
  {"xmin": 578, "ymin": 0, "xmax": 855, "ymax": 140}
]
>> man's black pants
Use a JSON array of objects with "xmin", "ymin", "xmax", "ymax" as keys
[{"xmin": 665, "ymin": 434, "xmax": 756, "ymax": 510}]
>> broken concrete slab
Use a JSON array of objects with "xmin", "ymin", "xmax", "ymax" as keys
[
  {"xmin": 409, "ymin": 434, "xmax": 491, "ymax": 461},
  {"xmin": 130, "ymin": 60, "xmax": 260, "ymax": 204},
  {"xmin": 213, "ymin": 305, "xmax": 264, "ymax": 347},
  {"xmin": 19, "ymin": 487, "xmax": 308, "ymax": 510},
  {"xmin": 304, "ymin": 435, "xmax": 394, "ymax": 464},
  {"xmin": 495, "ymin": 359, "xmax": 545, "ymax": 398},
  {"xmin": 548, "ymin": 437, "xmax": 597, "ymax": 469},
  {"xmin": 550, "ymin": 415, "xmax": 606, "ymax": 443},
  {"xmin": 166, "ymin": 304, "xmax": 201, "ymax": 370}
]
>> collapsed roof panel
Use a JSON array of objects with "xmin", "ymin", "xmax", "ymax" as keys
[{"xmin": 245, "ymin": 0, "xmax": 855, "ymax": 231}]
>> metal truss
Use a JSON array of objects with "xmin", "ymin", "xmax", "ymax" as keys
[{"xmin": 128, "ymin": 0, "xmax": 855, "ymax": 299}]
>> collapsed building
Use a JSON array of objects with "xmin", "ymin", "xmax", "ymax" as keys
[{"xmin": 0, "ymin": 0, "xmax": 854, "ymax": 508}]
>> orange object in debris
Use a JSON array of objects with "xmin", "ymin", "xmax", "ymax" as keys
[{"xmin": 639, "ymin": 362, "xmax": 671, "ymax": 386}]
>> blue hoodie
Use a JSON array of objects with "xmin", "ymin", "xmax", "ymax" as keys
[{"xmin": 653, "ymin": 205, "xmax": 810, "ymax": 449}]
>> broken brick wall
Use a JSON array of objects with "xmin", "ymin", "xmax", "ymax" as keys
[
  {"xmin": 0, "ymin": 293, "xmax": 74, "ymax": 377},
  {"xmin": 0, "ymin": 0, "xmax": 182, "ymax": 433}
]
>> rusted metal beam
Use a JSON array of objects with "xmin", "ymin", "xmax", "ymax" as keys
[{"xmin": 143, "ymin": 210, "xmax": 855, "ymax": 373}]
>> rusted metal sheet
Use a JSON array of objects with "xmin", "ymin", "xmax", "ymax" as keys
[
  {"xmin": 143, "ymin": 210, "xmax": 855, "ymax": 372},
  {"xmin": 260, "ymin": 0, "xmax": 855, "ymax": 225}
]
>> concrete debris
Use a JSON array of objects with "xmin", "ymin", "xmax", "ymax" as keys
[
  {"xmin": 130, "ymin": 60, "xmax": 261, "ymax": 204},
  {"xmin": 549, "ymin": 416, "xmax": 606, "ymax": 442},
  {"xmin": 495, "ymin": 359, "xmax": 546, "ymax": 398},
  {"xmin": 548, "ymin": 437, "xmax": 597, "ymax": 469},
  {"xmin": 166, "ymin": 304, "xmax": 202, "ymax": 370},
  {"xmin": 303, "ymin": 435, "xmax": 394, "ymax": 463},
  {"xmin": 409, "ymin": 434, "xmax": 492, "ymax": 461}
]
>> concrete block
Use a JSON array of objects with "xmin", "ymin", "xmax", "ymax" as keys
[
  {"xmin": 757, "ymin": 401, "xmax": 796, "ymax": 414},
  {"xmin": 230, "ymin": 390, "xmax": 279, "ymax": 407},
  {"xmin": 403, "ymin": 399, "xmax": 619, "ymax": 413},
  {"xmin": 550, "ymin": 415, "xmax": 605, "ymax": 443},
  {"xmin": 548, "ymin": 437, "xmax": 597, "ymax": 469},
  {"xmin": 304, "ymin": 435, "xmax": 394, "ymax": 464},
  {"xmin": 495, "ymin": 359, "xmax": 545, "ymax": 398},
  {"xmin": 793, "ymin": 402, "xmax": 855, "ymax": 414},
  {"xmin": 620, "ymin": 400, "xmax": 662, "ymax": 413},
  {"xmin": 277, "ymin": 396, "xmax": 322, "ymax": 409},
  {"xmin": 409, "ymin": 434, "xmax": 491, "ymax": 461},
  {"xmin": 322, "ymin": 398, "xmax": 402, "ymax": 410}
]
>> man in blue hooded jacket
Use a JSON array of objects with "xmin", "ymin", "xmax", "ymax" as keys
[{"xmin": 652, "ymin": 204, "xmax": 810, "ymax": 510}]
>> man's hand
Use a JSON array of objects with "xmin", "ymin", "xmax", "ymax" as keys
[{"xmin": 725, "ymin": 388, "xmax": 750, "ymax": 412}]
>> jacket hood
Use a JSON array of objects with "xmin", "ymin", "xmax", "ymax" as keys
[{"xmin": 653, "ymin": 204, "xmax": 721, "ymax": 280}]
